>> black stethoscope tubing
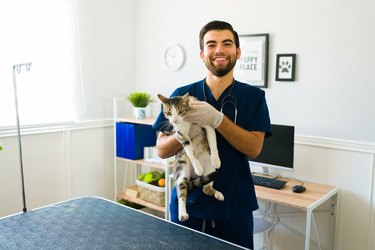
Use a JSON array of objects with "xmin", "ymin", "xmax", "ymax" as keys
[{"xmin": 202, "ymin": 79, "xmax": 238, "ymax": 124}]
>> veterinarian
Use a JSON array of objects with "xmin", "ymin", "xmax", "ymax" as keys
[{"xmin": 153, "ymin": 20, "xmax": 271, "ymax": 249}]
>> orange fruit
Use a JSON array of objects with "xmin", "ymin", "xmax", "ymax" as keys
[{"xmin": 158, "ymin": 178, "xmax": 165, "ymax": 187}]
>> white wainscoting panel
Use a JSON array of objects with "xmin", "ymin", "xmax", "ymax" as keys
[{"xmin": 253, "ymin": 135, "xmax": 375, "ymax": 250}]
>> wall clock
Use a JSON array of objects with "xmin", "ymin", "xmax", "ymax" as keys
[{"xmin": 164, "ymin": 44, "xmax": 185, "ymax": 70}]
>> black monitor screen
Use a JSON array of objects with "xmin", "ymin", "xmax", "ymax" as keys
[{"xmin": 248, "ymin": 124, "xmax": 295, "ymax": 171}]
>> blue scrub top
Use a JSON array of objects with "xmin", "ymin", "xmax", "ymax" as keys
[{"xmin": 153, "ymin": 79, "xmax": 272, "ymax": 220}]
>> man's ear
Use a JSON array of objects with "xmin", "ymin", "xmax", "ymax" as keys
[
  {"xmin": 236, "ymin": 47, "xmax": 241, "ymax": 60},
  {"xmin": 200, "ymin": 50, "xmax": 204, "ymax": 61}
]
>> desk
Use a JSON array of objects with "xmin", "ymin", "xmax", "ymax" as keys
[
  {"xmin": 0, "ymin": 196, "xmax": 245, "ymax": 249},
  {"xmin": 255, "ymin": 178, "xmax": 339, "ymax": 250}
]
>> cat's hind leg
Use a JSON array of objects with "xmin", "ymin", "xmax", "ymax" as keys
[
  {"xmin": 174, "ymin": 153, "xmax": 191, "ymax": 221},
  {"xmin": 176, "ymin": 177, "xmax": 190, "ymax": 221},
  {"xmin": 202, "ymin": 182, "xmax": 224, "ymax": 201}
]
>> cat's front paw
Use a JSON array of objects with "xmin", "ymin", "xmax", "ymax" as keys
[
  {"xmin": 214, "ymin": 191, "xmax": 224, "ymax": 201},
  {"xmin": 179, "ymin": 213, "xmax": 189, "ymax": 222},
  {"xmin": 192, "ymin": 161, "xmax": 204, "ymax": 176},
  {"xmin": 174, "ymin": 132, "xmax": 185, "ymax": 144}
]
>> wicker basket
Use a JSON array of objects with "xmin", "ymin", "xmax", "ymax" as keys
[{"xmin": 136, "ymin": 179, "xmax": 165, "ymax": 206}]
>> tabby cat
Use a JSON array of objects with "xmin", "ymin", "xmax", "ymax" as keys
[{"xmin": 158, "ymin": 93, "xmax": 224, "ymax": 221}]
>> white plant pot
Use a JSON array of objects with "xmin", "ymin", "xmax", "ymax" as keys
[{"xmin": 133, "ymin": 107, "xmax": 146, "ymax": 119}]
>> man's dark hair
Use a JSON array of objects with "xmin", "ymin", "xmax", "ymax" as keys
[{"xmin": 199, "ymin": 20, "xmax": 240, "ymax": 50}]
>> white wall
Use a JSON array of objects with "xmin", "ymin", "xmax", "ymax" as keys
[
  {"xmin": 264, "ymin": 137, "xmax": 375, "ymax": 250},
  {"xmin": 76, "ymin": 0, "xmax": 136, "ymax": 120},
  {"xmin": 73, "ymin": 0, "xmax": 375, "ymax": 143},
  {"xmin": 0, "ymin": 122, "xmax": 113, "ymax": 217},
  {"xmin": 135, "ymin": 0, "xmax": 375, "ymax": 143}
]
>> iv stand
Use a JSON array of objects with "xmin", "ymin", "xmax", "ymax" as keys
[{"xmin": 12, "ymin": 62, "xmax": 32, "ymax": 213}]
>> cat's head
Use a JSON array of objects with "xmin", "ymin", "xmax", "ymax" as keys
[{"xmin": 158, "ymin": 93, "xmax": 191, "ymax": 125}]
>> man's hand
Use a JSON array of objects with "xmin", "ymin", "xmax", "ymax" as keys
[{"xmin": 185, "ymin": 101, "xmax": 224, "ymax": 128}]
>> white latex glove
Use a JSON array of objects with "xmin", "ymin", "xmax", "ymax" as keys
[{"xmin": 185, "ymin": 101, "xmax": 224, "ymax": 128}]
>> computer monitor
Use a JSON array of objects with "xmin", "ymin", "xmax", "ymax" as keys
[{"xmin": 248, "ymin": 124, "xmax": 295, "ymax": 173}]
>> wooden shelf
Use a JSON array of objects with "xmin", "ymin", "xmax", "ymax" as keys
[
  {"xmin": 117, "ymin": 193, "xmax": 165, "ymax": 213},
  {"xmin": 116, "ymin": 157, "xmax": 172, "ymax": 170},
  {"xmin": 117, "ymin": 117, "xmax": 156, "ymax": 125}
]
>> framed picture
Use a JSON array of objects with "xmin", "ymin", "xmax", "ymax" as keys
[
  {"xmin": 276, "ymin": 54, "xmax": 296, "ymax": 81},
  {"xmin": 234, "ymin": 34, "xmax": 269, "ymax": 88}
]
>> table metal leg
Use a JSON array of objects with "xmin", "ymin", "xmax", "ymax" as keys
[
  {"xmin": 329, "ymin": 194, "xmax": 338, "ymax": 250},
  {"xmin": 305, "ymin": 208, "xmax": 312, "ymax": 250}
]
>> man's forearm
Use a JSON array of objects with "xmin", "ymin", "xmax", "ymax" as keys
[
  {"xmin": 156, "ymin": 133, "xmax": 183, "ymax": 159},
  {"xmin": 216, "ymin": 116, "xmax": 264, "ymax": 158}
]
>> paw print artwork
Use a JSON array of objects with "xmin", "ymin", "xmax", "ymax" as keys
[
  {"xmin": 276, "ymin": 54, "xmax": 296, "ymax": 81},
  {"xmin": 279, "ymin": 60, "xmax": 291, "ymax": 74}
]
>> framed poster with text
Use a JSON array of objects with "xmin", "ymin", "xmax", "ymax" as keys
[{"xmin": 234, "ymin": 34, "xmax": 269, "ymax": 88}]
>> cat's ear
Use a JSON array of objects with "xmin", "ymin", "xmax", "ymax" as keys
[
  {"xmin": 157, "ymin": 94, "xmax": 169, "ymax": 104},
  {"xmin": 182, "ymin": 92, "xmax": 190, "ymax": 101}
]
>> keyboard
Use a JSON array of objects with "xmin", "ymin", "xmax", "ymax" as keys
[{"xmin": 252, "ymin": 175, "xmax": 287, "ymax": 189}]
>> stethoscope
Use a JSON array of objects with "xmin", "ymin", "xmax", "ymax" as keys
[{"xmin": 202, "ymin": 79, "xmax": 238, "ymax": 124}]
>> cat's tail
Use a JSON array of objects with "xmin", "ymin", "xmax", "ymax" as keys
[{"xmin": 188, "ymin": 171, "xmax": 217, "ymax": 191}]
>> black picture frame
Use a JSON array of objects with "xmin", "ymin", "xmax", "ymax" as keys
[
  {"xmin": 276, "ymin": 54, "xmax": 296, "ymax": 81},
  {"xmin": 234, "ymin": 34, "xmax": 269, "ymax": 88}
]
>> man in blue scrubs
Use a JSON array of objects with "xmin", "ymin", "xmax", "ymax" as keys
[{"xmin": 153, "ymin": 20, "xmax": 271, "ymax": 249}]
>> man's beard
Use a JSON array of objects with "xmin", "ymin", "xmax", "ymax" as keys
[{"xmin": 204, "ymin": 54, "xmax": 237, "ymax": 77}]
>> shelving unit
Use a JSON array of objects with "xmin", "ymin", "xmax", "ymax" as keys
[{"xmin": 113, "ymin": 97, "xmax": 171, "ymax": 220}]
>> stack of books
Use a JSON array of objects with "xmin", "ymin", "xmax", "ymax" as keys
[{"xmin": 125, "ymin": 186, "xmax": 139, "ymax": 198}]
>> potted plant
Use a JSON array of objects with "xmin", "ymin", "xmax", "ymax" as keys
[{"xmin": 127, "ymin": 92, "xmax": 154, "ymax": 119}]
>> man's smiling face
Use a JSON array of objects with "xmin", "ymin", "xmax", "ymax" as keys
[{"xmin": 200, "ymin": 30, "xmax": 240, "ymax": 77}]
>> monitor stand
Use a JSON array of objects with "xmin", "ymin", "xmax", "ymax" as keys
[
  {"xmin": 261, "ymin": 166, "xmax": 279, "ymax": 178},
  {"xmin": 262, "ymin": 166, "xmax": 270, "ymax": 175}
]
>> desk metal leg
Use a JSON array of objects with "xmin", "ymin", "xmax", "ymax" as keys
[
  {"xmin": 312, "ymin": 213, "xmax": 322, "ymax": 250},
  {"xmin": 305, "ymin": 208, "xmax": 312, "ymax": 250},
  {"xmin": 329, "ymin": 194, "xmax": 338, "ymax": 250},
  {"xmin": 305, "ymin": 191, "xmax": 338, "ymax": 250},
  {"xmin": 257, "ymin": 187, "xmax": 338, "ymax": 249}
]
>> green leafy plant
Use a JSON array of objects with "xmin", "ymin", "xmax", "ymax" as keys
[
  {"xmin": 0, "ymin": 143, "xmax": 3, "ymax": 151},
  {"xmin": 127, "ymin": 92, "xmax": 154, "ymax": 108}
]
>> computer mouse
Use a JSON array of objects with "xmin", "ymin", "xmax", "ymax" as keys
[{"xmin": 292, "ymin": 185, "xmax": 306, "ymax": 193}]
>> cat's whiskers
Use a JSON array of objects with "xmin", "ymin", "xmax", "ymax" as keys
[{"xmin": 158, "ymin": 120, "xmax": 174, "ymax": 134}]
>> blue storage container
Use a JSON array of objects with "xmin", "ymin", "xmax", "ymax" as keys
[{"xmin": 116, "ymin": 122, "xmax": 157, "ymax": 160}]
